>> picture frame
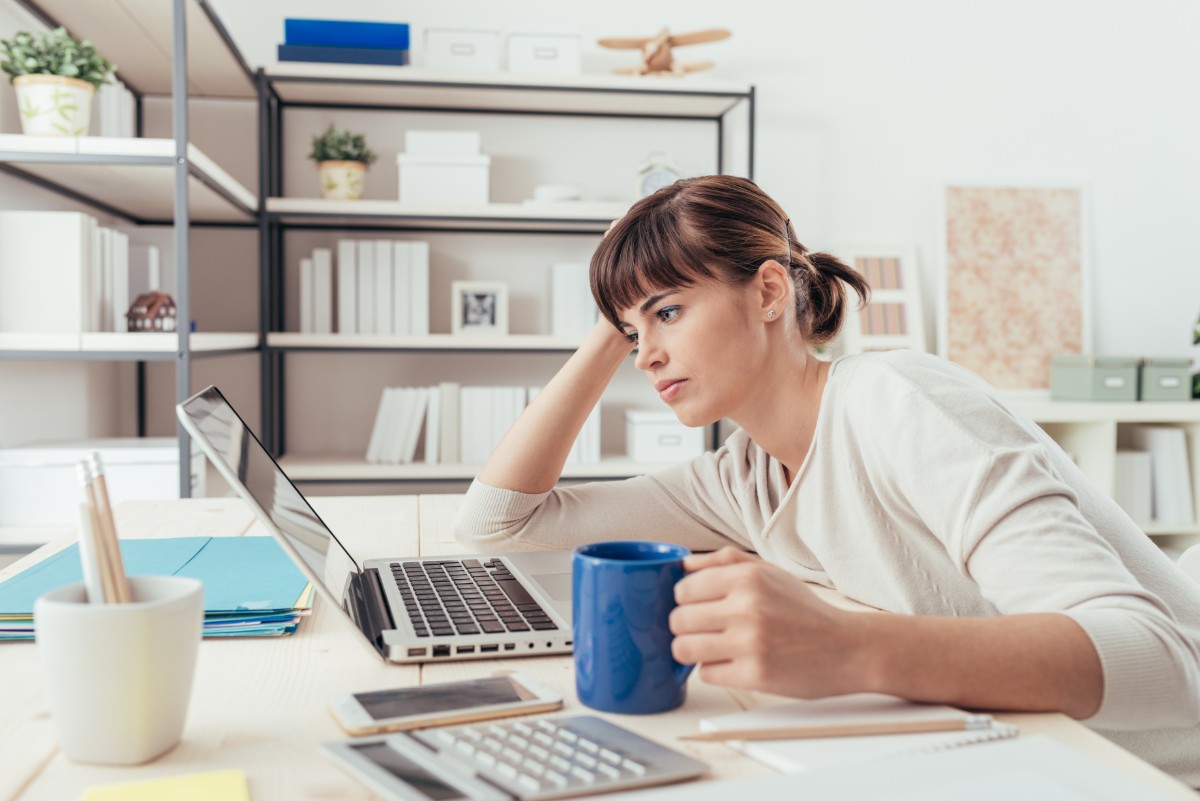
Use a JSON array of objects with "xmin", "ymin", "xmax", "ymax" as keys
[
  {"xmin": 451, "ymin": 280, "xmax": 509, "ymax": 335},
  {"xmin": 939, "ymin": 184, "xmax": 1091, "ymax": 393},
  {"xmin": 835, "ymin": 245, "xmax": 927, "ymax": 355}
]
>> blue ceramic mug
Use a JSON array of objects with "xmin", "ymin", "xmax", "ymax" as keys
[{"xmin": 572, "ymin": 541, "xmax": 695, "ymax": 714}]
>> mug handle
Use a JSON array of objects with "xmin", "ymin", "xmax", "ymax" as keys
[{"xmin": 676, "ymin": 660, "xmax": 695, "ymax": 683}]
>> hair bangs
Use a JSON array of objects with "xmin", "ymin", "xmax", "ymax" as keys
[{"xmin": 590, "ymin": 201, "xmax": 717, "ymax": 327}]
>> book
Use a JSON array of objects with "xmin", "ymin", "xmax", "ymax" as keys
[
  {"xmin": 1114, "ymin": 450, "xmax": 1152, "ymax": 525},
  {"xmin": 357, "ymin": 240, "xmax": 376, "ymax": 334},
  {"xmin": 0, "ymin": 211, "xmax": 95, "ymax": 346},
  {"xmin": 392, "ymin": 241, "xmax": 412, "ymax": 335},
  {"xmin": 284, "ymin": 18, "xmax": 411, "ymax": 50},
  {"xmin": 409, "ymin": 241, "xmax": 430, "ymax": 336},
  {"xmin": 312, "ymin": 248, "xmax": 333, "ymax": 334},
  {"xmin": 399, "ymin": 387, "xmax": 430, "ymax": 464},
  {"xmin": 110, "ymin": 229, "xmax": 129, "ymax": 332},
  {"xmin": 438, "ymin": 382, "xmax": 461, "ymax": 464},
  {"xmin": 299, "ymin": 257, "xmax": 314, "ymax": 333},
  {"xmin": 698, "ymin": 694, "xmax": 1018, "ymax": 775},
  {"xmin": 337, "ymin": 239, "xmax": 357, "ymax": 334},
  {"xmin": 374, "ymin": 240, "xmax": 394, "ymax": 335},
  {"xmin": 277, "ymin": 43, "xmax": 411, "ymax": 66},
  {"xmin": 425, "ymin": 385, "xmax": 441, "ymax": 465},
  {"xmin": 364, "ymin": 389, "xmax": 391, "ymax": 463},
  {"xmin": 1127, "ymin": 425, "xmax": 1195, "ymax": 524}
]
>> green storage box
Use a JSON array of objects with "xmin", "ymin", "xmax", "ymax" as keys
[
  {"xmin": 1140, "ymin": 357, "xmax": 1193, "ymax": 402},
  {"xmin": 1050, "ymin": 355, "xmax": 1138, "ymax": 401}
]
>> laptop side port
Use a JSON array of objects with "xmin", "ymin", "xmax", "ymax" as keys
[
  {"xmin": 503, "ymin": 643, "xmax": 516, "ymax": 651},
  {"xmin": 480, "ymin": 644, "xmax": 499, "ymax": 653},
  {"xmin": 433, "ymin": 645, "xmax": 451, "ymax": 657},
  {"xmin": 407, "ymin": 647, "xmax": 427, "ymax": 657},
  {"xmin": 457, "ymin": 645, "xmax": 476, "ymax": 654}
]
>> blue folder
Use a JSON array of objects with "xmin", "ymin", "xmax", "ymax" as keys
[
  {"xmin": 277, "ymin": 44, "xmax": 410, "ymax": 67},
  {"xmin": 284, "ymin": 18, "xmax": 410, "ymax": 50},
  {"xmin": 0, "ymin": 537, "xmax": 310, "ymax": 640}
]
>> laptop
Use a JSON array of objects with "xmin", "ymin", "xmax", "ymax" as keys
[{"xmin": 176, "ymin": 385, "xmax": 574, "ymax": 664}]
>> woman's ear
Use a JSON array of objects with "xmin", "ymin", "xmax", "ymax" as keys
[{"xmin": 755, "ymin": 259, "xmax": 791, "ymax": 320}]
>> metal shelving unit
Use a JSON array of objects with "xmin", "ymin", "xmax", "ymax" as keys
[
  {"xmin": 257, "ymin": 64, "xmax": 755, "ymax": 479},
  {"xmin": 2, "ymin": 0, "xmax": 261, "ymax": 494}
]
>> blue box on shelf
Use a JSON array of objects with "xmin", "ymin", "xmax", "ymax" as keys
[
  {"xmin": 277, "ymin": 44, "xmax": 410, "ymax": 67},
  {"xmin": 284, "ymin": 18, "xmax": 410, "ymax": 50}
]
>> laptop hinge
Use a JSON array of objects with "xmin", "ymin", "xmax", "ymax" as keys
[{"xmin": 345, "ymin": 568, "xmax": 395, "ymax": 656}]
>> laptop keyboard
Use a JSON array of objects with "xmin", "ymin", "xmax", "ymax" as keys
[{"xmin": 390, "ymin": 558, "xmax": 558, "ymax": 638}]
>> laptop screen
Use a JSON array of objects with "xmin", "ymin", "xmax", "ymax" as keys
[{"xmin": 177, "ymin": 386, "xmax": 360, "ymax": 606}]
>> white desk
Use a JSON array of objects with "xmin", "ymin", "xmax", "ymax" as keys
[{"xmin": 0, "ymin": 495, "xmax": 1195, "ymax": 800}]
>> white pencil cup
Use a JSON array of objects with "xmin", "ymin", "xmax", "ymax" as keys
[{"xmin": 35, "ymin": 575, "xmax": 204, "ymax": 764}]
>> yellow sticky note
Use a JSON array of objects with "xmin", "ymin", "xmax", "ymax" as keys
[{"xmin": 82, "ymin": 769, "xmax": 249, "ymax": 801}]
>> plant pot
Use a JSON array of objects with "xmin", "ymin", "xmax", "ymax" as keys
[
  {"xmin": 317, "ymin": 160, "xmax": 367, "ymax": 200},
  {"xmin": 13, "ymin": 74, "xmax": 94, "ymax": 136}
]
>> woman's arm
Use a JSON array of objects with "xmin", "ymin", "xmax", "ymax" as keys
[
  {"xmin": 477, "ymin": 319, "xmax": 632, "ymax": 493},
  {"xmin": 670, "ymin": 548, "xmax": 1104, "ymax": 717}
]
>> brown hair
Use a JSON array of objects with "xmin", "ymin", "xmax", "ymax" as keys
[{"xmin": 590, "ymin": 175, "xmax": 869, "ymax": 345}]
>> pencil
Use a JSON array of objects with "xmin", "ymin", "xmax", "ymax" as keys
[
  {"xmin": 680, "ymin": 714, "xmax": 994, "ymax": 742},
  {"xmin": 89, "ymin": 452, "xmax": 132, "ymax": 603},
  {"xmin": 75, "ymin": 464, "xmax": 108, "ymax": 604}
]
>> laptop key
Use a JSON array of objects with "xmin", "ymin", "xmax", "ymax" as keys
[
  {"xmin": 456, "ymin": 624, "xmax": 480, "ymax": 635},
  {"xmin": 531, "ymin": 621, "xmax": 559, "ymax": 630},
  {"xmin": 504, "ymin": 622, "xmax": 530, "ymax": 632},
  {"xmin": 480, "ymin": 620, "xmax": 505, "ymax": 634}
]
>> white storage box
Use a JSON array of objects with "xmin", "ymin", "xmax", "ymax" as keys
[
  {"xmin": 507, "ymin": 33, "xmax": 581, "ymax": 75},
  {"xmin": 0, "ymin": 438, "xmax": 205, "ymax": 526},
  {"xmin": 425, "ymin": 29, "xmax": 501, "ymax": 72},
  {"xmin": 397, "ymin": 153, "xmax": 491, "ymax": 204},
  {"xmin": 405, "ymin": 130, "xmax": 481, "ymax": 158},
  {"xmin": 625, "ymin": 410, "xmax": 706, "ymax": 464}
]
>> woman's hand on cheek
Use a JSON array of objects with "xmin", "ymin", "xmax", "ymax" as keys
[{"xmin": 669, "ymin": 546, "xmax": 868, "ymax": 699}]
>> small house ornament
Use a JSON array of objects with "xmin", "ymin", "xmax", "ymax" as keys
[{"xmin": 126, "ymin": 291, "xmax": 177, "ymax": 332}]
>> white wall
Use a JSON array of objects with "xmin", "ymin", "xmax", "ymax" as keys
[{"xmin": 212, "ymin": 0, "xmax": 1200, "ymax": 356}]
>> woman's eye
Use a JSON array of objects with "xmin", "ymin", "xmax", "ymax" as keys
[
  {"xmin": 656, "ymin": 305, "xmax": 681, "ymax": 322},
  {"xmin": 623, "ymin": 330, "xmax": 639, "ymax": 344}
]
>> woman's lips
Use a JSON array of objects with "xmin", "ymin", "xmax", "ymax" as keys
[{"xmin": 658, "ymin": 379, "xmax": 685, "ymax": 402}]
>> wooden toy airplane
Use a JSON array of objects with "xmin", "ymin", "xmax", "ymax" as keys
[{"xmin": 597, "ymin": 28, "xmax": 731, "ymax": 76}]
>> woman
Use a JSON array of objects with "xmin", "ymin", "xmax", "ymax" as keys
[{"xmin": 452, "ymin": 175, "xmax": 1200, "ymax": 786}]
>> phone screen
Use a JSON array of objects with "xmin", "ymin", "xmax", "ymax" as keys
[{"xmin": 354, "ymin": 676, "xmax": 526, "ymax": 721}]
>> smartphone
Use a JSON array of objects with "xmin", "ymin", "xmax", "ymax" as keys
[{"xmin": 329, "ymin": 673, "xmax": 563, "ymax": 735}]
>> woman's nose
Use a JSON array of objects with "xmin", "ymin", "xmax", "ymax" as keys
[{"xmin": 633, "ymin": 332, "xmax": 663, "ymax": 372}]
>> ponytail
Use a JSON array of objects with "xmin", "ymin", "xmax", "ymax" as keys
[{"xmin": 790, "ymin": 242, "xmax": 870, "ymax": 346}]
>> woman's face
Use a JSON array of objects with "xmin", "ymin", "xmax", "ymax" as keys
[{"xmin": 616, "ymin": 278, "xmax": 766, "ymax": 427}]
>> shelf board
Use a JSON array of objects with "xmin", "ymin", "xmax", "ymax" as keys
[
  {"xmin": 279, "ymin": 455, "xmax": 675, "ymax": 482},
  {"xmin": 0, "ymin": 135, "xmax": 256, "ymax": 223},
  {"xmin": 268, "ymin": 333, "xmax": 582, "ymax": 352},
  {"xmin": 0, "ymin": 332, "xmax": 258, "ymax": 358},
  {"xmin": 1143, "ymin": 523, "xmax": 1200, "ymax": 537},
  {"xmin": 27, "ymin": 0, "xmax": 254, "ymax": 98},
  {"xmin": 1005, "ymin": 396, "xmax": 1200, "ymax": 423},
  {"xmin": 264, "ymin": 64, "xmax": 752, "ymax": 118},
  {"xmin": 265, "ymin": 198, "xmax": 626, "ymax": 231}
]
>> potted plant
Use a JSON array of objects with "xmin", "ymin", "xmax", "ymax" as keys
[
  {"xmin": 0, "ymin": 27, "xmax": 115, "ymax": 136},
  {"xmin": 309, "ymin": 124, "xmax": 378, "ymax": 200}
]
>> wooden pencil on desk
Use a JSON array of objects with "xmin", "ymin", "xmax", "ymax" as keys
[
  {"xmin": 88, "ymin": 452, "xmax": 132, "ymax": 603},
  {"xmin": 680, "ymin": 714, "xmax": 995, "ymax": 742},
  {"xmin": 77, "ymin": 457, "xmax": 132, "ymax": 604}
]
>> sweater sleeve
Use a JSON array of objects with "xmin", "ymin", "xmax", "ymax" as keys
[
  {"xmin": 451, "ymin": 444, "xmax": 755, "ymax": 554},
  {"xmin": 863, "ymin": 371, "xmax": 1200, "ymax": 730}
]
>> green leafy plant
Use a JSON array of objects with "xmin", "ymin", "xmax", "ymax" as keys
[
  {"xmin": 308, "ymin": 125, "xmax": 378, "ymax": 165},
  {"xmin": 0, "ymin": 27, "xmax": 115, "ymax": 88}
]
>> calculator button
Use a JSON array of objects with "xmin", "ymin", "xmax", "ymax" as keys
[
  {"xmin": 550, "ymin": 755, "xmax": 572, "ymax": 773},
  {"xmin": 454, "ymin": 741, "xmax": 476, "ymax": 757},
  {"xmin": 488, "ymin": 724, "xmax": 509, "ymax": 739},
  {"xmin": 522, "ymin": 759, "xmax": 545, "ymax": 776},
  {"xmin": 533, "ymin": 732, "xmax": 555, "ymax": 747},
  {"xmin": 536, "ymin": 720, "xmax": 558, "ymax": 733},
  {"xmin": 462, "ymin": 728, "xmax": 482, "ymax": 741},
  {"xmin": 597, "ymin": 763, "xmax": 622, "ymax": 780},
  {"xmin": 502, "ymin": 747, "xmax": 524, "ymax": 764},
  {"xmin": 599, "ymin": 748, "xmax": 621, "ymax": 764},
  {"xmin": 578, "ymin": 738, "xmax": 600, "ymax": 754},
  {"xmin": 556, "ymin": 729, "xmax": 578, "ymax": 744},
  {"xmin": 622, "ymin": 758, "xmax": 646, "ymax": 775},
  {"xmin": 516, "ymin": 775, "xmax": 542, "ymax": 792},
  {"xmin": 544, "ymin": 771, "xmax": 569, "ymax": 788},
  {"xmin": 570, "ymin": 766, "xmax": 597, "ymax": 784},
  {"xmin": 552, "ymin": 742, "xmax": 574, "ymax": 758},
  {"xmin": 513, "ymin": 722, "xmax": 534, "ymax": 736},
  {"xmin": 482, "ymin": 737, "xmax": 503, "ymax": 753},
  {"xmin": 432, "ymin": 730, "xmax": 456, "ymax": 746},
  {"xmin": 496, "ymin": 763, "xmax": 519, "ymax": 780},
  {"xmin": 508, "ymin": 735, "xmax": 528, "ymax": 749},
  {"xmin": 574, "ymin": 752, "xmax": 598, "ymax": 769},
  {"xmin": 528, "ymin": 745, "xmax": 550, "ymax": 761},
  {"xmin": 474, "ymin": 752, "xmax": 497, "ymax": 768}
]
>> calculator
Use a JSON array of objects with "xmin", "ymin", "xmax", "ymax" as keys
[{"xmin": 321, "ymin": 714, "xmax": 709, "ymax": 801}]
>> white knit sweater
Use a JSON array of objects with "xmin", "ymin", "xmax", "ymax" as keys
[{"xmin": 453, "ymin": 350, "xmax": 1200, "ymax": 786}]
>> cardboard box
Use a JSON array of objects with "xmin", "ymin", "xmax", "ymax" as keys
[
  {"xmin": 0, "ymin": 438, "xmax": 205, "ymax": 526},
  {"xmin": 1140, "ymin": 358, "xmax": 1193, "ymax": 402},
  {"xmin": 397, "ymin": 153, "xmax": 490, "ymax": 204},
  {"xmin": 1050, "ymin": 356, "xmax": 1138, "ymax": 402},
  {"xmin": 507, "ymin": 33, "xmax": 581, "ymax": 75},
  {"xmin": 425, "ymin": 29, "xmax": 501, "ymax": 71},
  {"xmin": 625, "ymin": 410, "xmax": 705, "ymax": 464}
]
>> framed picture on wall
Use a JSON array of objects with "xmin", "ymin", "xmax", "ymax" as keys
[
  {"xmin": 836, "ymin": 245, "xmax": 926, "ymax": 355},
  {"xmin": 939, "ymin": 184, "xmax": 1091, "ymax": 392},
  {"xmin": 451, "ymin": 280, "xmax": 509, "ymax": 335}
]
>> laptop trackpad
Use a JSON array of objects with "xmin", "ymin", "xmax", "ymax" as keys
[{"xmin": 532, "ymin": 572, "xmax": 572, "ymax": 602}]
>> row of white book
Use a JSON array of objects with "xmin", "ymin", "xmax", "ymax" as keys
[
  {"xmin": 550, "ymin": 262, "xmax": 600, "ymax": 338},
  {"xmin": 366, "ymin": 384, "xmax": 601, "ymax": 466},
  {"xmin": 1113, "ymin": 425, "xmax": 1196, "ymax": 526},
  {"xmin": 297, "ymin": 240, "xmax": 430, "ymax": 335},
  {"xmin": 95, "ymin": 77, "xmax": 136, "ymax": 139},
  {"xmin": 0, "ymin": 210, "xmax": 160, "ymax": 338}
]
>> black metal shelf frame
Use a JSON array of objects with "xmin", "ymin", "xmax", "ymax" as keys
[{"xmin": 258, "ymin": 71, "xmax": 755, "ymax": 463}]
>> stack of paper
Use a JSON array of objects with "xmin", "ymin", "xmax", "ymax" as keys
[
  {"xmin": 0, "ymin": 537, "xmax": 312, "ymax": 641},
  {"xmin": 1126, "ymin": 425, "xmax": 1196, "ymax": 525}
]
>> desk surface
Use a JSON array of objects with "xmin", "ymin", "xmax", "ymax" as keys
[{"xmin": 0, "ymin": 495, "xmax": 1195, "ymax": 800}]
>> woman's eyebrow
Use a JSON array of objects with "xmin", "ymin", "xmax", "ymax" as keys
[{"xmin": 639, "ymin": 291, "xmax": 675, "ymax": 314}]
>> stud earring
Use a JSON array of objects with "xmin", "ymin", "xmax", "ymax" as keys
[{"xmin": 767, "ymin": 310, "xmax": 776, "ymax": 319}]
